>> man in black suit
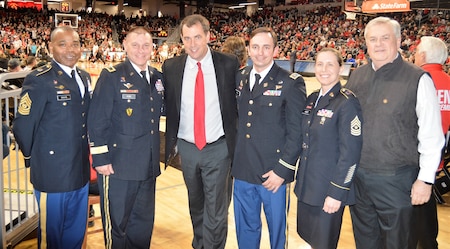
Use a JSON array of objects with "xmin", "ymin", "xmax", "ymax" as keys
[
  {"xmin": 13, "ymin": 26, "xmax": 91, "ymax": 248},
  {"xmin": 162, "ymin": 14, "xmax": 239, "ymax": 249},
  {"xmin": 232, "ymin": 27, "xmax": 306, "ymax": 248},
  {"xmin": 88, "ymin": 26, "xmax": 164, "ymax": 248}
]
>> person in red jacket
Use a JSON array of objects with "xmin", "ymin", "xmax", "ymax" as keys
[{"xmin": 413, "ymin": 35, "xmax": 450, "ymax": 249}]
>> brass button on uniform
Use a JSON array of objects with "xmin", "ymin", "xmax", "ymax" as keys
[
  {"xmin": 246, "ymin": 122, "xmax": 251, "ymax": 127},
  {"xmin": 245, "ymin": 134, "xmax": 250, "ymax": 139},
  {"xmin": 63, "ymin": 102, "xmax": 67, "ymax": 106},
  {"xmin": 249, "ymin": 100, "xmax": 254, "ymax": 105},
  {"xmin": 248, "ymin": 111, "xmax": 252, "ymax": 116}
]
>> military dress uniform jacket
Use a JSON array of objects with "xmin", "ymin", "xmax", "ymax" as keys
[
  {"xmin": 232, "ymin": 63, "xmax": 306, "ymax": 184},
  {"xmin": 162, "ymin": 51, "xmax": 239, "ymax": 164},
  {"xmin": 294, "ymin": 83, "xmax": 363, "ymax": 206},
  {"xmin": 13, "ymin": 61, "xmax": 91, "ymax": 193},
  {"xmin": 88, "ymin": 60, "xmax": 164, "ymax": 180}
]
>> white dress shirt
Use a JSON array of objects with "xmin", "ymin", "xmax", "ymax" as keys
[{"xmin": 178, "ymin": 48, "xmax": 225, "ymax": 144}]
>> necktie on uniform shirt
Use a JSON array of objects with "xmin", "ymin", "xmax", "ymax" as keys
[
  {"xmin": 71, "ymin": 69, "xmax": 85, "ymax": 97},
  {"xmin": 251, "ymin": 73, "xmax": 261, "ymax": 91},
  {"xmin": 314, "ymin": 95, "xmax": 322, "ymax": 108},
  {"xmin": 140, "ymin": 71, "xmax": 149, "ymax": 84}
]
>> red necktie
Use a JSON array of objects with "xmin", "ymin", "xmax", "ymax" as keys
[{"xmin": 194, "ymin": 62, "xmax": 206, "ymax": 150}]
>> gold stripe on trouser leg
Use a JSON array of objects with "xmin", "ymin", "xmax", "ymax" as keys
[
  {"xmin": 103, "ymin": 175, "xmax": 113, "ymax": 249},
  {"xmin": 284, "ymin": 183, "xmax": 290, "ymax": 249},
  {"xmin": 39, "ymin": 192, "xmax": 48, "ymax": 249}
]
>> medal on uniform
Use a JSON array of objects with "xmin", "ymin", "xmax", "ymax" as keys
[{"xmin": 320, "ymin": 116, "xmax": 326, "ymax": 125}]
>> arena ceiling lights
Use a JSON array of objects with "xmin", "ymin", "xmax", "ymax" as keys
[{"xmin": 228, "ymin": 1, "xmax": 256, "ymax": 9}]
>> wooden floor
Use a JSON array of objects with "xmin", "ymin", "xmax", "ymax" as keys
[
  {"xmin": 10, "ymin": 61, "xmax": 450, "ymax": 248},
  {"xmin": 13, "ymin": 165, "xmax": 450, "ymax": 249}
]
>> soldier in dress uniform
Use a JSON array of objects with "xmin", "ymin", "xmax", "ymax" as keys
[
  {"xmin": 232, "ymin": 27, "xmax": 306, "ymax": 248},
  {"xmin": 87, "ymin": 26, "xmax": 164, "ymax": 249},
  {"xmin": 13, "ymin": 26, "xmax": 91, "ymax": 249},
  {"xmin": 295, "ymin": 48, "xmax": 363, "ymax": 249}
]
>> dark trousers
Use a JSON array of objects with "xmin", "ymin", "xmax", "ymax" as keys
[
  {"xmin": 178, "ymin": 138, "xmax": 231, "ymax": 249},
  {"xmin": 412, "ymin": 195, "xmax": 439, "ymax": 249},
  {"xmin": 350, "ymin": 167, "xmax": 417, "ymax": 249},
  {"xmin": 98, "ymin": 174, "xmax": 156, "ymax": 249}
]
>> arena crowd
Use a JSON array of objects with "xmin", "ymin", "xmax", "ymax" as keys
[{"xmin": 0, "ymin": 4, "xmax": 449, "ymax": 73}]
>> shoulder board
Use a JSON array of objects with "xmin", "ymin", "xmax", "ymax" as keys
[
  {"xmin": 340, "ymin": 88, "xmax": 356, "ymax": 99},
  {"xmin": 241, "ymin": 67, "xmax": 250, "ymax": 75},
  {"xmin": 150, "ymin": 67, "xmax": 162, "ymax": 75},
  {"xmin": 36, "ymin": 64, "xmax": 52, "ymax": 76},
  {"xmin": 290, "ymin": 72, "xmax": 301, "ymax": 80},
  {"xmin": 105, "ymin": 66, "xmax": 116, "ymax": 73}
]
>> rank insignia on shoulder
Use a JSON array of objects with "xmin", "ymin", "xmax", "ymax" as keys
[
  {"xmin": 18, "ymin": 93, "xmax": 32, "ymax": 115},
  {"xmin": 36, "ymin": 65, "xmax": 52, "ymax": 76},
  {"xmin": 106, "ymin": 66, "xmax": 116, "ymax": 73},
  {"xmin": 290, "ymin": 72, "xmax": 301, "ymax": 80},
  {"xmin": 340, "ymin": 88, "xmax": 356, "ymax": 99},
  {"xmin": 351, "ymin": 116, "xmax": 361, "ymax": 136}
]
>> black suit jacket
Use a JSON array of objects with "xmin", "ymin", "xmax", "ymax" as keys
[
  {"xmin": 162, "ymin": 50, "xmax": 239, "ymax": 164},
  {"xmin": 13, "ymin": 61, "xmax": 91, "ymax": 192},
  {"xmin": 88, "ymin": 60, "xmax": 164, "ymax": 180}
]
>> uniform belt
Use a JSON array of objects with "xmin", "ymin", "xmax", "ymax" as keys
[{"xmin": 180, "ymin": 135, "xmax": 225, "ymax": 147}]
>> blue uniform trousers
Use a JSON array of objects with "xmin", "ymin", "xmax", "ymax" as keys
[
  {"xmin": 233, "ymin": 179, "xmax": 289, "ymax": 249},
  {"xmin": 35, "ymin": 183, "xmax": 89, "ymax": 249}
]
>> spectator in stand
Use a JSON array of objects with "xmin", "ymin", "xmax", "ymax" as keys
[
  {"xmin": 24, "ymin": 56, "xmax": 37, "ymax": 71},
  {"xmin": 221, "ymin": 36, "xmax": 248, "ymax": 69}
]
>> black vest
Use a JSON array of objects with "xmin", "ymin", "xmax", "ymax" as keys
[{"xmin": 346, "ymin": 55, "xmax": 426, "ymax": 172}]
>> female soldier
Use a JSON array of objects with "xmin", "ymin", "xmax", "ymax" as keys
[{"xmin": 295, "ymin": 48, "xmax": 363, "ymax": 249}]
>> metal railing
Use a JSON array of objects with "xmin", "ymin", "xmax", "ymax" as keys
[{"xmin": 0, "ymin": 71, "xmax": 38, "ymax": 249}]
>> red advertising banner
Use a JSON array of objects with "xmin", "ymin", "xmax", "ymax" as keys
[
  {"xmin": 7, "ymin": 0, "xmax": 42, "ymax": 10},
  {"xmin": 362, "ymin": 0, "xmax": 410, "ymax": 13}
]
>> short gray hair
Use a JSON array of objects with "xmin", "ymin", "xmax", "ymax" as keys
[
  {"xmin": 364, "ymin": 16, "xmax": 401, "ymax": 40},
  {"xmin": 417, "ymin": 36, "xmax": 448, "ymax": 65}
]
